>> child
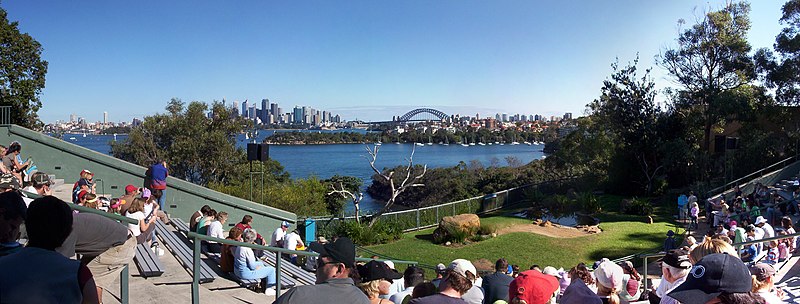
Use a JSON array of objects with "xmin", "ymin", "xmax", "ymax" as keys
[
  {"xmin": 764, "ymin": 240, "xmax": 779, "ymax": 265},
  {"xmin": 778, "ymin": 231, "xmax": 789, "ymax": 262},
  {"xmin": 689, "ymin": 202, "xmax": 699, "ymax": 229}
]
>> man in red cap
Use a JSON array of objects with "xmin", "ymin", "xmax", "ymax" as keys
[
  {"xmin": 118, "ymin": 184, "xmax": 139, "ymax": 215},
  {"xmin": 508, "ymin": 270, "xmax": 559, "ymax": 304}
]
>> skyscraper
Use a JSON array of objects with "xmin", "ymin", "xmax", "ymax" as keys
[
  {"xmin": 293, "ymin": 106, "xmax": 303, "ymax": 124},
  {"xmin": 241, "ymin": 100, "xmax": 248, "ymax": 118},
  {"xmin": 270, "ymin": 103, "xmax": 279, "ymax": 123},
  {"xmin": 102, "ymin": 112, "xmax": 108, "ymax": 128},
  {"xmin": 261, "ymin": 99, "xmax": 269, "ymax": 124}
]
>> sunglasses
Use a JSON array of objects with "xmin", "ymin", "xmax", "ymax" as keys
[{"xmin": 316, "ymin": 259, "xmax": 342, "ymax": 268}]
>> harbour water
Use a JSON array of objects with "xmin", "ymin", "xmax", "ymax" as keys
[{"xmin": 61, "ymin": 132, "xmax": 545, "ymax": 213}]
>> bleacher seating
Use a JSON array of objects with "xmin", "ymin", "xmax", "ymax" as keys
[
  {"xmin": 133, "ymin": 243, "xmax": 165, "ymax": 277},
  {"xmin": 153, "ymin": 219, "xmax": 217, "ymax": 283}
]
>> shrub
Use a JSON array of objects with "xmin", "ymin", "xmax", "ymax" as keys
[
  {"xmin": 477, "ymin": 223, "xmax": 497, "ymax": 235},
  {"xmin": 621, "ymin": 197, "xmax": 654, "ymax": 216},
  {"xmin": 332, "ymin": 220, "xmax": 403, "ymax": 246},
  {"xmin": 577, "ymin": 192, "xmax": 601, "ymax": 214}
]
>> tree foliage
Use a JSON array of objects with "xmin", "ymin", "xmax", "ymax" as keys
[
  {"xmin": 756, "ymin": 0, "xmax": 800, "ymax": 105},
  {"xmin": 0, "ymin": 7, "xmax": 47, "ymax": 129}
]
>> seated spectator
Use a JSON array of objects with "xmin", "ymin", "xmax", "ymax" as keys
[
  {"xmin": 749, "ymin": 263, "xmax": 783, "ymax": 303},
  {"xmin": 56, "ymin": 212, "xmax": 137, "ymax": 303},
  {"xmin": 780, "ymin": 217, "xmax": 796, "ymax": 253},
  {"xmin": 234, "ymin": 229, "xmax": 277, "ymax": 295},
  {"xmin": 763, "ymin": 241, "xmax": 779, "ymax": 265},
  {"xmin": 205, "ymin": 211, "xmax": 228, "ymax": 253},
  {"xmin": 273, "ymin": 237, "xmax": 369, "ymax": 304},
  {"xmin": 618, "ymin": 261, "xmax": 641, "ymax": 302},
  {"xmin": 220, "ymin": 227, "xmax": 243, "ymax": 273},
  {"xmin": 652, "ymin": 249, "xmax": 692, "ymax": 304},
  {"xmin": 0, "ymin": 191, "xmax": 27, "ymax": 257},
  {"xmin": 304, "ymin": 236, "xmax": 328, "ymax": 272},
  {"xmin": 197, "ymin": 208, "xmax": 216, "ymax": 236},
  {"xmin": 668, "ymin": 253, "xmax": 764, "ymax": 303},
  {"xmin": 0, "ymin": 196, "xmax": 99, "ymax": 303},
  {"xmin": 382, "ymin": 260, "xmax": 405, "ymax": 299},
  {"xmin": 3, "ymin": 142, "xmax": 32, "ymax": 183},
  {"xmin": 72, "ymin": 169, "xmax": 95, "ymax": 203},
  {"xmin": 270, "ymin": 220, "xmax": 290, "ymax": 247},
  {"xmin": 108, "ymin": 198, "xmax": 123, "ymax": 215},
  {"xmin": 448, "ymin": 259, "xmax": 483, "ymax": 304},
  {"xmin": 568, "ymin": 262, "xmax": 595, "ymax": 294},
  {"xmin": 190, "ymin": 204, "xmax": 211, "ymax": 232},
  {"xmin": 542, "ymin": 266, "xmax": 569, "ymax": 299},
  {"xmin": 283, "ymin": 229, "xmax": 305, "ymax": 265},
  {"xmin": 689, "ymin": 237, "xmax": 737, "ymax": 264},
  {"xmin": 411, "ymin": 282, "xmax": 437, "ymax": 300},
  {"xmin": 482, "ymin": 258, "xmax": 514, "ymax": 303},
  {"xmin": 357, "ymin": 260, "xmax": 403, "ymax": 304},
  {"xmin": 755, "ymin": 216, "xmax": 775, "ymax": 239},
  {"xmin": 83, "ymin": 193, "xmax": 100, "ymax": 209},
  {"xmin": 118, "ymin": 184, "xmax": 139, "ymax": 215},
  {"xmin": 390, "ymin": 266, "xmax": 425, "ymax": 304},
  {"xmin": 409, "ymin": 259, "xmax": 474, "ymax": 304},
  {"xmin": 560, "ymin": 275, "xmax": 601, "ymax": 304},
  {"xmin": 430, "ymin": 263, "xmax": 446, "ymax": 289},
  {"xmin": 126, "ymin": 198, "xmax": 157, "ymax": 245},
  {"xmin": 508, "ymin": 269, "xmax": 559, "ymax": 304},
  {"xmin": 593, "ymin": 261, "xmax": 623, "ymax": 304}
]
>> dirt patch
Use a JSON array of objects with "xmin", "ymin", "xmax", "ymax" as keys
[{"xmin": 496, "ymin": 223, "xmax": 597, "ymax": 238}]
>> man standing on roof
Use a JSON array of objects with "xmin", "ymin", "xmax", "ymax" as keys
[
  {"xmin": 147, "ymin": 160, "xmax": 168, "ymax": 210},
  {"xmin": 56, "ymin": 212, "xmax": 136, "ymax": 304},
  {"xmin": 273, "ymin": 237, "xmax": 370, "ymax": 304},
  {"xmin": 270, "ymin": 221, "xmax": 290, "ymax": 248}
]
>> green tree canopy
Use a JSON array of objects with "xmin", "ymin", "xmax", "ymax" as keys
[{"xmin": 0, "ymin": 6, "xmax": 47, "ymax": 129}]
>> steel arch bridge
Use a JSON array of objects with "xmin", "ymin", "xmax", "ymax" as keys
[{"xmin": 397, "ymin": 108, "xmax": 449, "ymax": 122}]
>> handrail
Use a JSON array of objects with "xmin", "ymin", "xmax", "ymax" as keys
[
  {"xmin": 187, "ymin": 231, "xmax": 417, "ymax": 303},
  {"xmin": 706, "ymin": 155, "xmax": 798, "ymax": 197}
]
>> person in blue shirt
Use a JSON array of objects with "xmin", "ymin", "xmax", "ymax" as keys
[{"xmin": 147, "ymin": 160, "xmax": 168, "ymax": 210}]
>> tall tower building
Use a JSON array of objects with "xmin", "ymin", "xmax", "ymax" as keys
[
  {"xmin": 241, "ymin": 100, "xmax": 248, "ymax": 118},
  {"xmin": 103, "ymin": 112, "xmax": 108, "ymax": 129}
]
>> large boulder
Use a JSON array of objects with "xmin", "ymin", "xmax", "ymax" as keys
[{"xmin": 433, "ymin": 214, "xmax": 481, "ymax": 243}]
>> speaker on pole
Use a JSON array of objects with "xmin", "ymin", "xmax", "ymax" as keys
[{"xmin": 247, "ymin": 143, "xmax": 269, "ymax": 162}]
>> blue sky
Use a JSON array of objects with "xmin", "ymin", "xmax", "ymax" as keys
[{"xmin": 2, "ymin": 1, "xmax": 787, "ymax": 123}]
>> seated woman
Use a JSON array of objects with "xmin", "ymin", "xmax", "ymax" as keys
[
  {"xmin": 126, "ymin": 198, "xmax": 157, "ymax": 245},
  {"xmin": 204, "ymin": 211, "xmax": 228, "ymax": 253},
  {"xmin": 234, "ymin": 229, "xmax": 277, "ymax": 295},
  {"xmin": 196, "ymin": 209, "xmax": 216, "ymax": 236},
  {"xmin": 220, "ymin": 227, "xmax": 243, "ymax": 273},
  {"xmin": 2, "ymin": 142, "xmax": 31, "ymax": 184}
]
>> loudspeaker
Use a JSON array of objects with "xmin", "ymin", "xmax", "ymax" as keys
[{"xmin": 247, "ymin": 143, "xmax": 269, "ymax": 162}]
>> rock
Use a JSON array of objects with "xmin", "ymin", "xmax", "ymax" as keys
[
  {"xmin": 445, "ymin": 241, "xmax": 452, "ymax": 246},
  {"xmin": 491, "ymin": 233, "xmax": 497, "ymax": 238},
  {"xmin": 585, "ymin": 226, "xmax": 602, "ymax": 234},
  {"xmin": 540, "ymin": 220, "xmax": 553, "ymax": 227},
  {"xmin": 440, "ymin": 214, "xmax": 481, "ymax": 234}
]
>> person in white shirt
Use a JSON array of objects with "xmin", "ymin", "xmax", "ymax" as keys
[
  {"xmin": 390, "ymin": 266, "xmax": 425, "ymax": 304},
  {"xmin": 125, "ymin": 198, "xmax": 157, "ymax": 245},
  {"xmin": 755, "ymin": 216, "xmax": 775, "ymax": 239},
  {"xmin": 270, "ymin": 221, "xmax": 290, "ymax": 247},
  {"xmin": 205, "ymin": 211, "xmax": 228, "ymax": 254},
  {"xmin": 283, "ymin": 230, "xmax": 305, "ymax": 264},
  {"xmin": 652, "ymin": 249, "xmax": 691, "ymax": 304}
]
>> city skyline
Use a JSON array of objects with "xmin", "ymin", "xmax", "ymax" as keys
[{"xmin": 3, "ymin": 1, "xmax": 786, "ymax": 123}]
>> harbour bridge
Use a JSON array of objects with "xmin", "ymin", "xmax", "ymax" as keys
[{"xmin": 367, "ymin": 108, "xmax": 450, "ymax": 125}]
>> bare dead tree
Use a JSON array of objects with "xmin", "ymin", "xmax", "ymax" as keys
[
  {"xmin": 327, "ymin": 183, "xmax": 363, "ymax": 223},
  {"xmin": 365, "ymin": 144, "xmax": 426, "ymax": 227}
]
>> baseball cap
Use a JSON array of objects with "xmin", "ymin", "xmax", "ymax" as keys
[
  {"xmin": 593, "ymin": 261, "xmax": 623, "ymax": 290},
  {"xmin": 384, "ymin": 260, "xmax": 396, "ymax": 270},
  {"xmin": 125, "ymin": 185, "xmax": 137, "ymax": 194},
  {"xmin": 309, "ymin": 237, "xmax": 356, "ymax": 267},
  {"xmin": 80, "ymin": 169, "xmax": 94, "ymax": 176},
  {"xmin": 657, "ymin": 249, "xmax": 692, "ymax": 269},
  {"xmin": 749, "ymin": 263, "xmax": 776, "ymax": 281},
  {"xmin": 668, "ymin": 253, "xmax": 752, "ymax": 304},
  {"xmin": 281, "ymin": 220, "xmax": 290, "ymax": 227},
  {"xmin": 31, "ymin": 172, "xmax": 53, "ymax": 187},
  {"xmin": 508, "ymin": 270, "xmax": 559, "ymax": 304},
  {"xmin": 449, "ymin": 259, "xmax": 477, "ymax": 283},
  {"xmin": 141, "ymin": 188, "xmax": 151, "ymax": 199},
  {"xmin": 435, "ymin": 263, "xmax": 447, "ymax": 275},
  {"xmin": 542, "ymin": 266, "xmax": 562, "ymax": 279},
  {"xmin": 0, "ymin": 174, "xmax": 20, "ymax": 190},
  {"xmin": 358, "ymin": 260, "xmax": 403, "ymax": 283}
]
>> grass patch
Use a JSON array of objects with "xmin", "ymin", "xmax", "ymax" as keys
[{"xmin": 366, "ymin": 195, "xmax": 682, "ymax": 274}]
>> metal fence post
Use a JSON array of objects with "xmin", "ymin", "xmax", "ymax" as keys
[
  {"xmin": 192, "ymin": 238, "xmax": 201, "ymax": 304},
  {"xmin": 435, "ymin": 206, "xmax": 439, "ymax": 224},
  {"xmin": 275, "ymin": 251, "xmax": 283, "ymax": 298},
  {"xmin": 416, "ymin": 208, "xmax": 420, "ymax": 229},
  {"xmin": 643, "ymin": 256, "xmax": 648, "ymax": 292},
  {"xmin": 452, "ymin": 202, "xmax": 456, "ymax": 216},
  {"xmin": 120, "ymin": 264, "xmax": 129, "ymax": 304}
]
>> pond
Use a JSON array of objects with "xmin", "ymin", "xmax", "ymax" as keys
[{"xmin": 512, "ymin": 210, "xmax": 600, "ymax": 227}]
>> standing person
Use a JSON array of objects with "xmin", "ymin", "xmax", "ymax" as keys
[
  {"xmin": 677, "ymin": 194, "xmax": 688, "ymax": 221},
  {"xmin": 689, "ymin": 202, "xmax": 699, "ymax": 230},
  {"xmin": 0, "ymin": 196, "xmax": 99, "ymax": 304},
  {"xmin": 390, "ymin": 266, "xmax": 425, "ymax": 304},
  {"xmin": 482, "ymin": 258, "xmax": 514, "ymax": 303},
  {"xmin": 147, "ymin": 160, "xmax": 169, "ymax": 210},
  {"xmin": 283, "ymin": 229, "xmax": 305, "ymax": 264},
  {"xmin": 56, "ymin": 213, "xmax": 137, "ymax": 304},
  {"xmin": 0, "ymin": 191, "xmax": 26, "ymax": 257},
  {"xmin": 273, "ymin": 237, "xmax": 370, "ymax": 304},
  {"xmin": 271, "ymin": 221, "xmax": 290, "ymax": 247}
]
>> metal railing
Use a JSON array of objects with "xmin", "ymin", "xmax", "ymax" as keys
[
  {"xmin": 638, "ymin": 231, "xmax": 800, "ymax": 292},
  {"xmin": 706, "ymin": 155, "xmax": 799, "ymax": 198},
  {"xmin": 311, "ymin": 177, "xmax": 577, "ymax": 235},
  {"xmin": 187, "ymin": 232, "xmax": 418, "ymax": 303},
  {"xmin": 0, "ymin": 106, "xmax": 10, "ymax": 125}
]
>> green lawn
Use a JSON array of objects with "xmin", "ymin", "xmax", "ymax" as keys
[{"xmin": 365, "ymin": 195, "xmax": 680, "ymax": 272}]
